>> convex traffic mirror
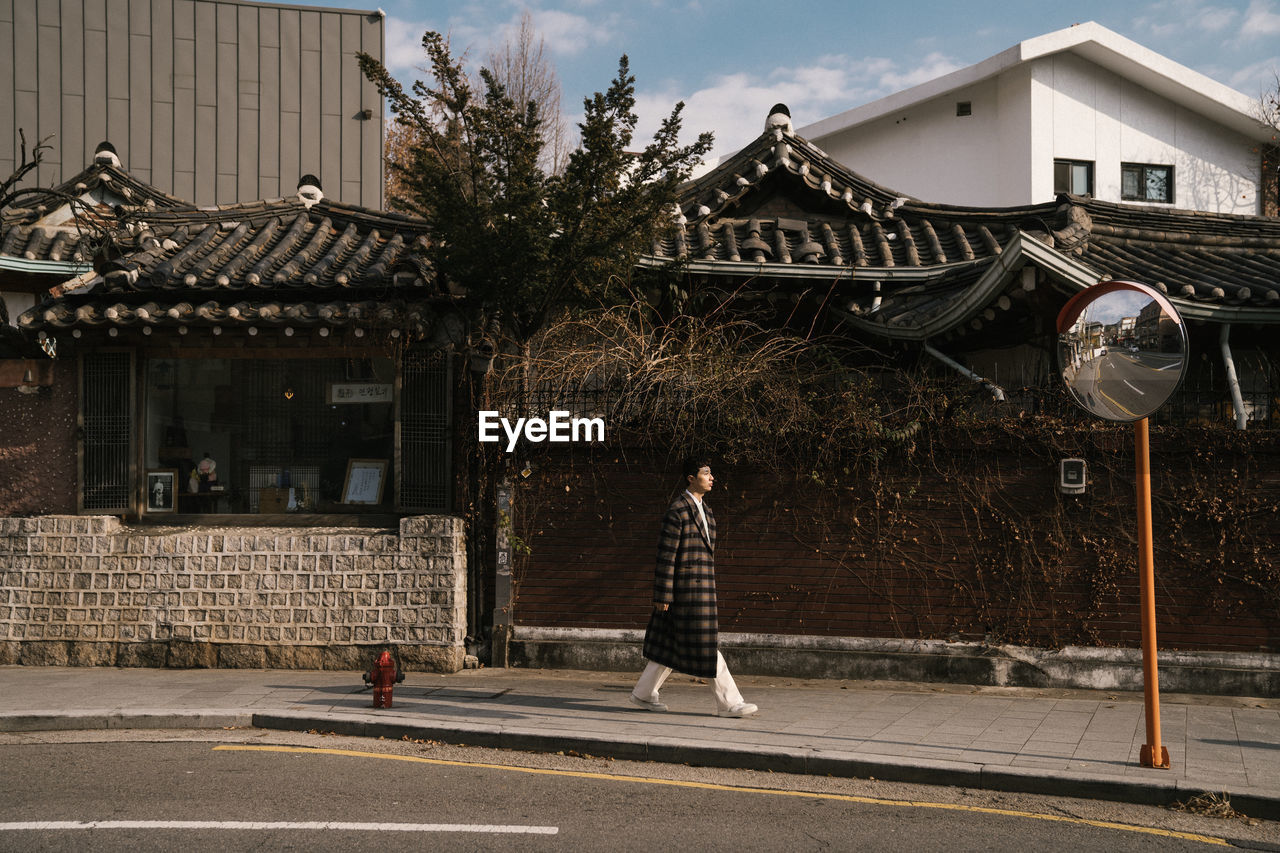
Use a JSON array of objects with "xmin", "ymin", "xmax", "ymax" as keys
[{"xmin": 1056, "ymin": 281, "xmax": 1188, "ymax": 422}]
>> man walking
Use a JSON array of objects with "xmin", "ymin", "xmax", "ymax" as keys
[{"xmin": 630, "ymin": 458, "xmax": 758, "ymax": 718}]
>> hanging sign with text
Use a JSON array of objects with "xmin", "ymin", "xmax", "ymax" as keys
[{"xmin": 326, "ymin": 382, "xmax": 393, "ymax": 404}]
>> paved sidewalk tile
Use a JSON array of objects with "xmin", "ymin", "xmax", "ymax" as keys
[{"xmin": 1, "ymin": 665, "xmax": 1277, "ymax": 816}]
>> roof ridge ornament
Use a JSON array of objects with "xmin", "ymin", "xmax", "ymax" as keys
[
  {"xmin": 297, "ymin": 174, "xmax": 324, "ymax": 208},
  {"xmin": 94, "ymin": 141, "xmax": 120, "ymax": 167},
  {"xmin": 765, "ymin": 103, "xmax": 793, "ymax": 136}
]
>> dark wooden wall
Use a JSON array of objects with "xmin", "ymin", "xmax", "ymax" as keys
[
  {"xmin": 512, "ymin": 444, "xmax": 1279, "ymax": 654},
  {"xmin": 0, "ymin": 357, "xmax": 78, "ymax": 514}
]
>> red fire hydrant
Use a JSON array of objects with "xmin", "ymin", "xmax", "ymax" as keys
[{"xmin": 363, "ymin": 650, "xmax": 404, "ymax": 708}]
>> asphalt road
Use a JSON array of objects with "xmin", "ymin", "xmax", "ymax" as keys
[
  {"xmin": 1069, "ymin": 351, "xmax": 1183, "ymax": 420},
  {"xmin": 1, "ymin": 730, "xmax": 1276, "ymax": 852}
]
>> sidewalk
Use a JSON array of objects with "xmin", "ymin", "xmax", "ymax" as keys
[{"xmin": 2, "ymin": 665, "xmax": 1277, "ymax": 819}]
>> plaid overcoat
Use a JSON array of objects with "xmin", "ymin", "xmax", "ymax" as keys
[{"xmin": 641, "ymin": 491, "xmax": 719, "ymax": 678}]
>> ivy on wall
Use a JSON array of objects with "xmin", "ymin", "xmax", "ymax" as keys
[{"xmin": 499, "ymin": 308, "xmax": 1279, "ymax": 651}]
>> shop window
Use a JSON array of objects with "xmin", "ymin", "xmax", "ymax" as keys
[
  {"xmin": 1053, "ymin": 159, "xmax": 1094, "ymax": 196},
  {"xmin": 1121, "ymin": 163, "xmax": 1174, "ymax": 203},
  {"xmin": 144, "ymin": 357, "xmax": 396, "ymax": 514}
]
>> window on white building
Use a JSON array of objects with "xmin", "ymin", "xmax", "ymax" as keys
[
  {"xmin": 1121, "ymin": 163, "xmax": 1174, "ymax": 203},
  {"xmin": 1053, "ymin": 160, "xmax": 1094, "ymax": 196}
]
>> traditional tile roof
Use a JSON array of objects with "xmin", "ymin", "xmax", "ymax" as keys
[
  {"xmin": 647, "ymin": 112, "xmax": 1280, "ymax": 341},
  {"xmin": 9, "ymin": 161, "xmax": 448, "ymax": 336},
  {"xmin": 26, "ymin": 298, "xmax": 440, "ymax": 332},
  {"xmin": 1, "ymin": 161, "xmax": 192, "ymax": 266},
  {"xmin": 675, "ymin": 125, "xmax": 914, "ymax": 224},
  {"xmin": 80, "ymin": 201, "xmax": 434, "ymax": 294},
  {"xmin": 1071, "ymin": 198, "xmax": 1280, "ymax": 306}
]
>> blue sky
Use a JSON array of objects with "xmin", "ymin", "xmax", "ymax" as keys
[{"xmin": 295, "ymin": 0, "xmax": 1280, "ymax": 162}]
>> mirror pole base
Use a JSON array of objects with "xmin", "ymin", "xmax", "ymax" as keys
[{"xmin": 1140, "ymin": 744, "xmax": 1171, "ymax": 769}]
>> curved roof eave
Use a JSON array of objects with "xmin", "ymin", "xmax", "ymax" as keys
[
  {"xmin": 635, "ymin": 255, "xmax": 988, "ymax": 282},
  {"xmin": 674, "ymin": 128, "xmax": 915, "ymax": 224}
]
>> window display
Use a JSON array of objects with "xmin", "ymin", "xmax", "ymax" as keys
[{"xmin": 144, "ymin": 357, "xmax": 396, "ymax": 513}]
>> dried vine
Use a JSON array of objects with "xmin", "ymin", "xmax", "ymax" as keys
[{"xmin": 504, "ymin": 308, "xmax": 1280, "ymax": 652}]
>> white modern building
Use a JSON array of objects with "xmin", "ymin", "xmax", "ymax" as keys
[{"xmin": 799, "ymin": 22, "xmax": 1275, "ymax": 215}]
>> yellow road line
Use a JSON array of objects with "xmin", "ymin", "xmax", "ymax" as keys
[
  {"xmin": 212, "ymin": 745, "xmax": 1228, "ymax": 846},
  {"xmin": 1097, "ymin": 386, "xmax": 1138, "ymax": 418}
]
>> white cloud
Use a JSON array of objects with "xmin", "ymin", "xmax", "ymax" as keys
[
  {"xmin": 378, "ymin": 5, "xmax": 616, "ymax": 88},
  {"xmin": 1131, "ymin": 0, "xmax": 1239, "ymax": 38},
  {"xmin": 630, "ymin": 52, "xmax": 963, "ymax": 163},
  {"xmin": 527, "ymin": 8, "xmax": 617, "ymax": 55},
  {"xmin": 1227, "ymin": 56, "xmax": 1280, "ymax": 95},
  {"xmin": 876, "ymin": 52, "xmax": 963, "ymax": 93},
  {"xmin": 1239, "ymin": 0, "xmax": 1280, "ymax": 37},
  {"xmin": 441, "ymin": 5, "xmax": 616, "ymax": 60},
  {"xmin": 383, "ymin": 17, "xmax": 433, "ymax": 77}
]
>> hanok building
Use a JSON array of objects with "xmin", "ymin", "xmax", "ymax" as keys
[
  {"xmin": 0, "ymin": 148, "xmax": 472, "ymax": 672},
  {"xmin": 8, "ymin": 147, "xmax": 457, "ymax": 518},
  {"xmin": 508, "ymin": 107, "xmax": 1280, "ymax": 680},
  {"xmin": 646, "ymin": 106, "xmax": 1280, "ymax": 424}
]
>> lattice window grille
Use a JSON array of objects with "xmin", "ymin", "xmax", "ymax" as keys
[
  {"xmin": 400, "ymin": 349, "xmax": 451, "ymax": 512},
  {"xmin": 82, "ymin": 351, "xmax": 133, "ymax": 512}
]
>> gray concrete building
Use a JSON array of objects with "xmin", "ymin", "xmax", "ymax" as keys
[{"xmin": 1, "ymin": 0, "xmax": 384, "ymax": 208}]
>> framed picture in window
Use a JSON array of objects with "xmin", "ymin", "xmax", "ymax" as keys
[
  {"xmin": 146, "ymin": 469, "xmax": 178, "ymax": 514},
  {"xmin": 342, "ymin": 458, "xmax": 389, "ymax": 505}
]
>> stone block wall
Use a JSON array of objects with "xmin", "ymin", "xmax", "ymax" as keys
[{"xmin": 0, "ymin": 514, "xmax": 467, "ymax": 671}]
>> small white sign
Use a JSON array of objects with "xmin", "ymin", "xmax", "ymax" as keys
[
  {"xmin": 342, "ymin": 459, "xmax": 388, "ymax": 505},
  {"xmin": 327, "ymin": 382, "xmax": 393, "ymax": 404}
]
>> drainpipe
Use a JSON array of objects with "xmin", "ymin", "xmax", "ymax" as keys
[
  {"xmin": 1219, "ymin": 324, "xmax": 1248, "ymax": 430},
  {"xmin": 923, "ymin": 342, "xmax": 1006, "ymax": 402}
]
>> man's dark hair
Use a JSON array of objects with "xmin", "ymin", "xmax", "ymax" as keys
[{"xmin": 681, "ymin": 457, "xmax": 712, "ymax": 480}]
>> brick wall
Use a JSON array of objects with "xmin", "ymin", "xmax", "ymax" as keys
[
  {"xmin": 0, "ymin": 514, "xmax": 467, "ymax": 670},
  {"xmin": 512, "ymin": 447, "xmax": 1279, "ymax": 654}
]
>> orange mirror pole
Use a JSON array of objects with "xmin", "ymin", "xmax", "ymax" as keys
[{"xmin": 1135, "ymin": 417, "xmax": 1170, "ymax": 769}]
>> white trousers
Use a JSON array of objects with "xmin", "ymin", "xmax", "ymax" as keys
[{"xmin": 632, "ymin": 650, "xmax": 744, "ymax": 712}]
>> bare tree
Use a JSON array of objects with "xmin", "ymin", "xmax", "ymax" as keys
[
  {"xmin": 485, "ymin": 11, "xmax": 570, "ymax": 173},
  {"xmin": 383, "ymin": 119, "xmax": 422, "ymax": 210},
  {"xmin": 382, "ymin": 15, "xmax": 571, "ymax": 210},
  {"xmin": 0, "ymin": 129, "xmax": 55, "ymax": 212},
  {"xmin": 1257, "ymin": 72, "xmax": 1280, "ymax": 216},
  {"xmin": 2, "ymin": 128, "xmax": 128, "ymax": 293}
]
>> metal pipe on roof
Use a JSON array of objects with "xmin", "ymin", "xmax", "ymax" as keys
[
  {"xmin": 1219, "ymin": 324, "xmax": 1248, "ymax": 430},
  {"xmin": 923, "ymin": 342, "xmax": 1006, "ymax": 402}
]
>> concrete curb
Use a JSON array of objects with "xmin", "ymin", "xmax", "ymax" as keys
[
  {"xmin": 0, "ymin": 710, "xmax": 253, "ymax": 732},
  {"xmin": 511, "ymin": 629, "xmax": 1280, "ymax": 697},
  {"xmin": 5, "ymin": 709, "xmax": 1279, "ymax": 821}
]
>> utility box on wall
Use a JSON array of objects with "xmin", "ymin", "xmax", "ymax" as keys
[{"xmin": 1059, "ymin": 458, "xmax": 1087, "ymax": 495}]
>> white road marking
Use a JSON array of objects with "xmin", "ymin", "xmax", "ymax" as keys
[
  {"xmin": 1122, "ymin": 380, "xmax": 1145, "ymax": 395},
  {"xmin": 0, "ymin": 821, "xmax": 558, "ymax": 834},
  {"xmin": 1156, "ymin": 362, "xmax": 1180, "ymax": 371}
]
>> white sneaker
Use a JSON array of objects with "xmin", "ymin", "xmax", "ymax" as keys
[
  {"xmin": 717, "ymin": 702, "xmax": 759, "ymax": 718},
  {"xmin": 628, "ymin": 694, "xmax": 669, "ymax": 712}
]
